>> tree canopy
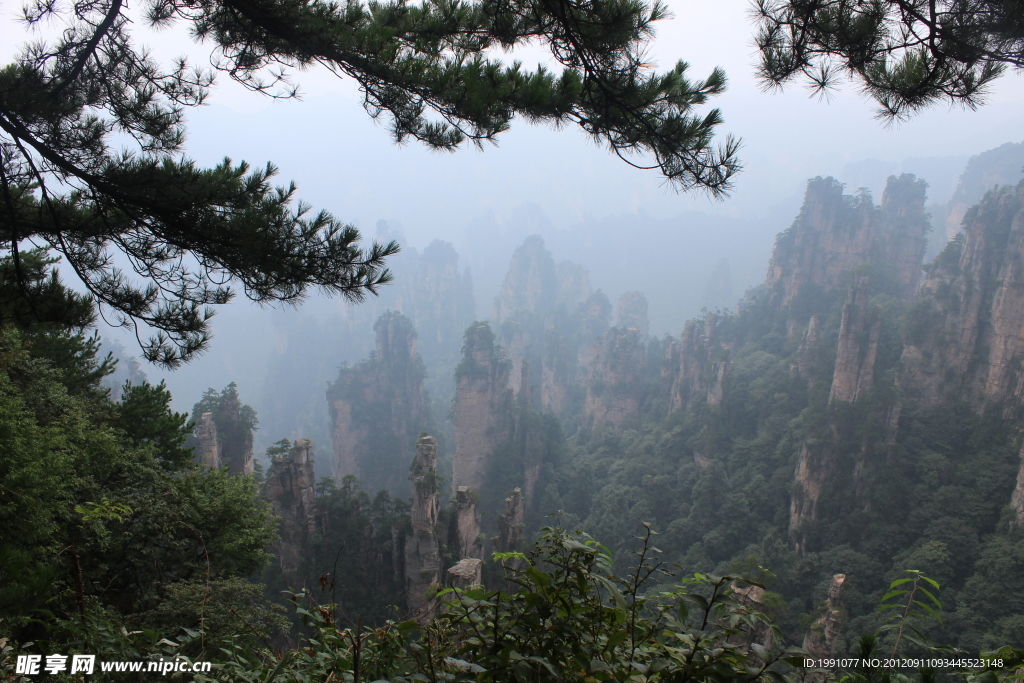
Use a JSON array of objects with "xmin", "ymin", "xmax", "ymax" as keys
[
  {"xmin": 0, "ymin": 0, "xmax": 738, "ymax": 366},
  {"xmin": 754, "ymin": 0, "xmax": 1024, "ymax": 120}
]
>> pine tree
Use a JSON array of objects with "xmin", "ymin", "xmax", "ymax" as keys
[
  {"xmin": 0, "ymin": 0, "xmax": 739, "ymax": 366},
  {"xmin": 754, "ymin": 0, "xmax": 1024, "ymax": 120}
]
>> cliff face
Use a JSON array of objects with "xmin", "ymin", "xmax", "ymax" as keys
[
  {"xmin": 327, "ymin": 311, "xmax": 430, "ymax": 495},
  {"xmin": 451, "ymin": 486, "xmax": 482, "ymax": 560},
  {"xmin": 266, "ymin": 438, "xmax": 317, "ymax": 589},
  {"xmin": 453, "ymin": 322, "xmax": 512, "ymax": 493},
  {"xmin": 494, "ymin": 236, "xmax": 598, "ymax": 405},
  {"xmin": 405, "ymin": 436, "xmax": 442, "ymax": 623},
  {"xmin": 767, "ymin": 175, "xmax": 929, "ymax": 320},
  {"xmin": 802, "ymin": 574, "xmax": 847, "ymax": 662},
  {"xmin": 583, "ymin": 323, "xmax": 646, "ymax": 432},
  {"xmin": 829, "ymin": 278, "xmax": 882, "ymax": 405},
  {"xmin": 195, "ymin": 412, "xmax": 219, "ymax": 468},
  {"xmin": 899, "ymin": 183, "xmax": 1024, "ymax": 414},
  {"xmin": 667, "ymin": 315, "xmax": 724, "ymax": 414},
  {"xmin": 615, "ymin": 291, "xmax": 649, "ymax": 337}
]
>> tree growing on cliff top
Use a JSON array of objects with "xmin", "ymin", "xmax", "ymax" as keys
[
  {"xmin": 0, "ymin": 0, "xmax": 738, "ymax": 366},
  {"xmin": 754, "ymin": 0, "xmax": 1024, "ymax": 120}
]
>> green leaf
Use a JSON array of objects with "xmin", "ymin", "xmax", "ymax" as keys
[
  {"xmin": 605, "ymin": 630, "xmax": 628, "ymax": 650},
  {"xmin": 881, "ymin": 590, "xmax": 909, "ymax": 602},
  {"xmin": 917, "ymin": 587, "xmax": 941, "ymax": 610}
]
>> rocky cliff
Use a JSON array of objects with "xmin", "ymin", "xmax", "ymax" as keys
[
  {"xmin": 494, "ymin": 236, "xmax": 604, "ymax": 410},
  {"xmin": 405, "ymin": 436, "xmax": 442, "ymax": 623},
  {"xmin": 195, "ymin": 412, "xmax": 219, "ymax": 468},
  {"xmin": 327, "ymin": 311, "xmax": 430, "ymax": 495},
  {"xmin": 767, "ymin": 175, "xmax": 929, "ymax": 322},
  {"xmin": 266, "ymin": 438, "xmax": 317, "ymax": 589},
  {"xmin": 899, "ymin": 182, "xmax": 1024, "ymax": 415},
  {"xmin": 828, "ymin": 278, "xmax": 881, "ymax": 405},
  {"xmin": 453, "ymin": 322, "xmax": 513, "ymax": 493},
  {"xmin": 615, "ymin": 291, "xmax": 649, "ymax": 337},
  {"xmin": 583, "ymin": 321, "xmax": 646, "ymax": 432}
]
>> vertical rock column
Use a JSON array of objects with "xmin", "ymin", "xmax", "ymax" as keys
[
  {"xmin": 196, "ymin": 412, "xmax": 219, "ymax": 468},
  {"xmin": 447, "ymin": 486, "xmax": 484, "ymax": 591},
  {"xmin": 266, "ymin": 438, "xmax": 317, "ymax": 590},
  {"xmin": 803, "ymin": 574, "xmax": 847, "ymax": 675},
  {"xmin": 453, "ymin": 323, "xmax": 511, "ymax": 493},
  {"xmin": 1010, "ymin": 442, "xmax": 1024, "ymax": 529},
  {"xmin": 829, "ymin": 278, "xmax": 881, "ymax": 405},
  {"xmin": 405, "ymin": 436, "xmax": 442, "ymax": 623}
]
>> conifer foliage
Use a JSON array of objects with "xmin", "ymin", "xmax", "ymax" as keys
[
  {"xmin": 754, "ymin": 0, "xmax": 1024, "ymax": 120},
  {"xmin": 0, "ymin": 0, "xmax": 738, "ymax": 366}
]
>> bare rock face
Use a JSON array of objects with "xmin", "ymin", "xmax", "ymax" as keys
[
  {"xmin": 493, "ymin": 488, "xmax": 526, "ymax": 555},
  {"xmin": 447, "ymin": 558, "xmax": 483, "ymax": 590},
  {"xmin": 266, "ymin": 438, "xmax": 317, "ymax": 589},
  {"xmin": 494, "ymin": 236, "xmax": 595, "ymax": 404},
  {"xmin": 405, "ymin": 436, "xmax": 442, "ymax": 623},
  {"xmin": 707, "ymin": 358, "xmax": 729, "ymax": 407},
  {"xmin": 615, "ymin": 291, "xmax": 649, "ymax": 337},
  {"xmin": 829, "ymin": 278, "xmax": 882, "ymax": 404},
  {"xmin": 452, "ymin": 486, "xmax": 482, "ymax": 560},
  {"xmin": 796, "ymin": 316, "xmax": 822, "ymax": 384},
  {"xmin": 494, "ymin": 235, "xmax": 560, "ymax": 322},
  {"xmin": 789, "ymin": 441, "xmax": 835, "ymax": 555},
  {"xmin": 584, "ymin": 326, "xmax": 645, "ymax": 431},
  {"xmin": 327, "ymin": 311, "xmax": 429, "ymax": 496},
  {"xmin": 453, "ymin": 323, "xmax": 513, "ymax": 493},
  {"xmin": 1010, "ymin": 443, "xmax": 1024, "ymax": 529},
  {"xmin": 667, "ymin": 315, "xmax": 725, "ymax": 414},
  {"xmin": 767, "ymin": 175, "xmax": 929, "ymax": 325},
  {"xmin": 196, "ymin": 412, "xmax": 219, "ymax": 468},
  {"xmin": 802, "ymin": 574, "xmax": 847, "ymax": 661},
  {"xmin": 900, "ymin": 183, "xmax": 1024, "ymax": 415}
]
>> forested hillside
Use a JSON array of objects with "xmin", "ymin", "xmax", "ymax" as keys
[{"xmin": 6, "ymin": 158, "xmax": 1024, "ymax": 679}]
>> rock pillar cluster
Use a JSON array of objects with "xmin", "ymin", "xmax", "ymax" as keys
[{"xmin": 327, "ymin": 311, "xmax": 429, "ymax": 495}]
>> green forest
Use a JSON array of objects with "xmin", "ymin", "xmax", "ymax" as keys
[{"xmin": 5, "ymin": 0, "xmax": 1024, "ymax": 680}]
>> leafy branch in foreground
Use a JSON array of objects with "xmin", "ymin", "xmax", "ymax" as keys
[{"xmin": 213, "ymin": 525, "xmax": 804, "ymax": 683}]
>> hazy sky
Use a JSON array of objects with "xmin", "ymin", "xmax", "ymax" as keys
[{"xmin": 5, "ymin": 0, "xmax": 1024, "ymax": 411}]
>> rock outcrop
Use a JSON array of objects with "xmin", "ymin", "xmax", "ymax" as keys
[
  {"xmin": 405, "ymin": 436, "xmax": 442, "ymax": 623},
  {"xmin": 451, "ymin": 486, "xmax": 482, "ymax": 560},
  {"xmin": 615, "ymin": 291, "xmax": 649, "ymax": 337},
  {"xmin": 802, "ymin": 574, "xmax": 847, "ymax": 662},
  {"xmin": 494, "ymin": 236, "xmax": 598, "ymax": 403},
  {"xmin": 584, "ymin": 326, "xmax": 646, "ymax": 431},
  {"xmin": 447, "ymin": 558, "xmax": 483, "ymax": 590},
  {"xmin": 829, "ymin": 278, "xmax": 882, "ymax": 404},
  {"xmin": 899, "ymin": 183, "xmax": 1024, "ymax": 415},
  {"xmin": 453, "ymin": 322, "xmax": 512, "ymax": 493},
  {"xmin": 266, "ymin": 438, "xmax": 317, "ymax": 589},
  {"xmin": 767, "ymin": 175, "xmax": 929, "ymax": 325},
  {"xmin": 796, "ymin": 316, "xmax": 822, "ymax": 384},
  {"xmin": 327, "ymin": 311, "xmax": 430, "ymax": 495},
  {"xmin": 789, "ymin": 441, "xmax": 835, "ymax": 556},
  {"xmin": 667, "ymin": 315, "xmax": 726, "ymax": 414},
  {"xmin": 195, "ymin": 412, "xmax": 219, "ymax": 468},
  {"xmin": 1010, "ymin": 443, "xmax": 1024, "ymax": 529},
  {"xmin": 493, "ymin": 488, "xmax": 526, "ymax": 555}
]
